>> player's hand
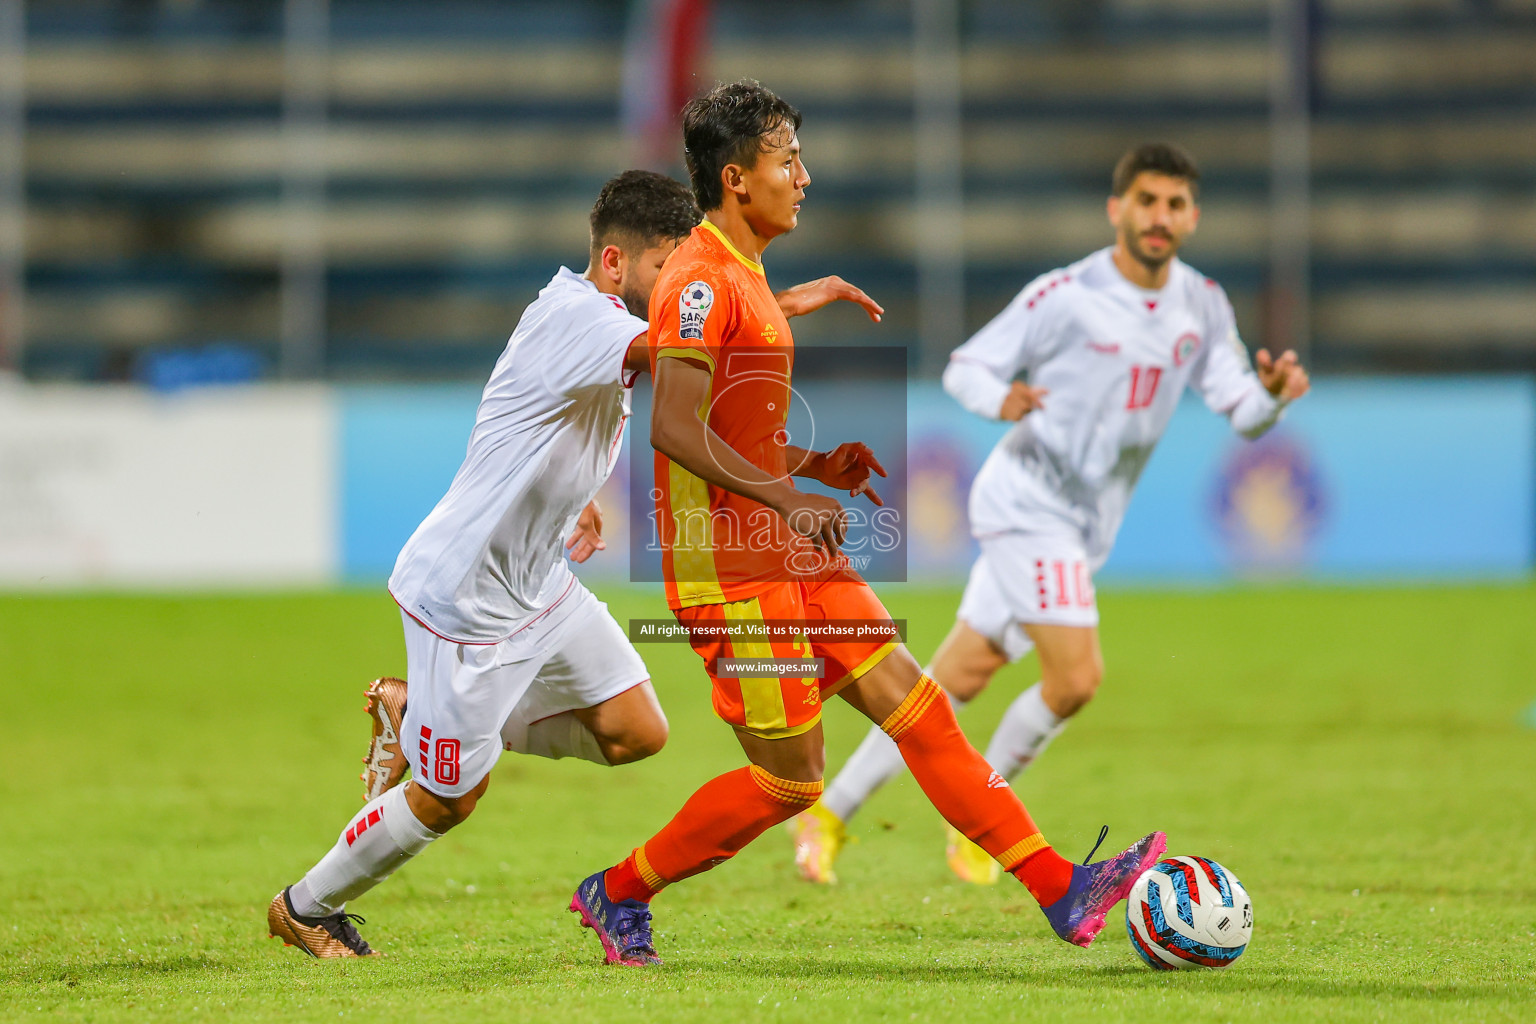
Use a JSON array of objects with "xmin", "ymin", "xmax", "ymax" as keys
[
  {"xmin": 564, "ymin": 500, "xmax": 605, "ymax": 563},
  {"xmin": 1256, "ymin": 348, "xmax": 1311, "ymax": 402},
  {"xmin": 774, "ymin": 490, "xmax": 848, "ymax": 557},
  {"xmin": 774, "ymin": 276, "xmax": 884, "ymax": 322},
  {"xmin": 814, "ymin": 441, "xmax": 887, "ymax": 506},
  {"xmin": 999, "ymin": 381, "xmax": 1048, "ymax": 421}
]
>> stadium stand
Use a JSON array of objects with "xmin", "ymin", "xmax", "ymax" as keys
[{"xmin": 15, "ymin": 0, "xmax": 1536, "ymax": 379}]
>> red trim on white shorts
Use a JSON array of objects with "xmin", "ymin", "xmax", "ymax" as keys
[{"xmin": 390, "ymin": 574, "xmax": 580, "ymax": 647}]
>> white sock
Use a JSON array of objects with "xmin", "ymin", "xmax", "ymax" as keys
[
  {"xmin": 822, "ymin": 675, "xmax": 964, "ymax": 824},
  {"xmin": 983, "ymin": 682, "xmax": 1066, "ymax": 780},
  {"xmin": 821, "ymin": 723, "xmax": 904, "ymax": 823},
  {"xmin": 512, "ymin": 711, "xmax": 611, "ymax": 766},
  {"xmin": 290, "ymin": 784, "xmax": 441, "ymax": 917}
]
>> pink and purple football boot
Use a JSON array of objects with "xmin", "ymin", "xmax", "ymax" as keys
[{"xmin": 1042, "ymin": 830, "xmax": 1167, "ymax": 946}]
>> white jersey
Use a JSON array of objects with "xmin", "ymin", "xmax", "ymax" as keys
[
  {"xmin": 389, "ymin": 267, "xmax": 643, "ymax": 644},
  {"xmin": 944, "ymin": 247, "xmax": 1286, "ymax": 567}
]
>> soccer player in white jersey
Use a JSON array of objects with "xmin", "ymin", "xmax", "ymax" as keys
[
  {"xmin": 266, "ymin": 170, "xmax": 884, "ymax": 958},
  {"xmin": 789, "ymin": 143, "xmax": 1311, "ymax": 885}
]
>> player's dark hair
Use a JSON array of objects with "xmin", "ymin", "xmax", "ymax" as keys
[
  {"xmin": 682, "ymin": 79, "xmax": 803, "ymax": 211},
  {"xmin": 589, "ymin": 169, "xmax": 701, "ymax": 257},
  {"xmin": 1112, "ymin": 143, "xmax": 1201, "ymax": 197}
]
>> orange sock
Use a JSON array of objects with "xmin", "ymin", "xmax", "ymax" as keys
[
  {"xmin": 604, "ymin": 765, "xmax": 822, "ymax": 904},
  {"xmin": 883, "ymin": 675, "xmax": 1074, "ymax": 906}
]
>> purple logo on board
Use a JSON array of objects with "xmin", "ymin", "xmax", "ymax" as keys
[{"xmin": 1211, "ymin": 433, "xmax": 1326, "ymax": 570}]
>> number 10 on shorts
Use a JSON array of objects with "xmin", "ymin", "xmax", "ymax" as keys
[{"xmin": 1034, "ymin": 559, "xmax": 1094, "ymax": 611}]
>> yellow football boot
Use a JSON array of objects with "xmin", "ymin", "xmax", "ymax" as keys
[
  {"xmin": 786, "ymin": 802, "xmax": 847, "ymax": 884},
  {"xmin": 945, "ymin": 825, "xmax": 1001, "ymax": 885}
]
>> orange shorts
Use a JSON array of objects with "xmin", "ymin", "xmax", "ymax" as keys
[{"xmin": 675, "ymin": 576, "xmax": 901, "ymax": 739}]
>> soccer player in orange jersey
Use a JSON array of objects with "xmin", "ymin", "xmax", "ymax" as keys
[{"xmin": 568, "ymin": 80, "xmax": 1166, "ymax": 967}]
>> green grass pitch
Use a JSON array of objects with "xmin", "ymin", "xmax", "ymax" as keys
[{"xmin": 3, "ymin": 583, "xmax": 1535, "ymax": 1022}]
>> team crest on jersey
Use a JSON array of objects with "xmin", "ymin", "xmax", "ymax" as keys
[
  {"xmin": 679, "ymin": 281, "xmax": 713, "ymax": 341},
  {"xmin": 1172, "ymin": 332, "xmax": 1201, "ymax": 366}
]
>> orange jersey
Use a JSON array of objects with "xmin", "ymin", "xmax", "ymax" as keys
[{"xmin": 649, "ymin": 220, "xmax": 806, "ymax": 609}]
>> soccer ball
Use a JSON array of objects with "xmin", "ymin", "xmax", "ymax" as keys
[{"xmin": 1126, "ymin": 856, "xmax": 1252, "ymax": 970}]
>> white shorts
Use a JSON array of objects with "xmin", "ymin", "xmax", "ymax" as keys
[
  {"xmin": 399, "ymin": 581, "xmax": 648, "ymax": 798},
  {"xmin": 957, "ymin": 529, "xmax": 1100, "ymax": 663}
]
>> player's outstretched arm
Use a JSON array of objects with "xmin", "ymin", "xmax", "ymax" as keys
[
  {"xmin": 651, "ymin": 357, "xmax": 848, "ymax": 554},
  {"xmin": 622, "ymin": 332, "xmax": 650, "ymax": 375},
  {"xmin": 1256, "ymin": 348, "xmax": 1311, "ymax": 403},
  {"xmin": 1197, "ymin": 340, "xmax": 1310, "ymax": 440},
  {"xmin": 785, "ymin": 442, "xmax": 887, "ymax": 506},
  {"xmin": 942, "ymin": 359, "xmax": 1047, "ymax": 421},
  {"xmin": 999, "ymin": 381, "xmax": 1048, "ymax": 421},
  {"xmin": 774, "ymin": 276, "xmax": 883, "ymax": 322},
  {"xmin": 564, "ymin": 500, "xmax": 606, "ymax": 563}
]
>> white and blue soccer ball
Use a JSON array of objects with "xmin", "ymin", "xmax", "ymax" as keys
[{"xmin": 1126, "ymin": 856, "xmax": 1252, "ymax": 970}]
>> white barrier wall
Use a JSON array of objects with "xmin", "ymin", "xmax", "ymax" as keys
[{"xmin": 0, "ymin": 384, "xmax": 336, "ymax": 586}]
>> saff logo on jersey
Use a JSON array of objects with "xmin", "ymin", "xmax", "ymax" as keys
[
  {"xmin": 679, "ymin": 280, "xmax": 713, "ymax": 341},
  {"xmin": 1172, "ymin": 332, "xmax": 1201, "ymax": 366}
]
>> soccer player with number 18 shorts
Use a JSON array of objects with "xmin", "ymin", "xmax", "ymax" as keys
[
  {"xmin": 791, "ymin": 143, "xmax": 1313, "ymax": 887},
  {"xmin": 567, "ymin": 80, "xmax": 1166, "ymax": 968},
  {"xmin": 263, "ymin": 169, "xmax": 882, "ymax": 959}
]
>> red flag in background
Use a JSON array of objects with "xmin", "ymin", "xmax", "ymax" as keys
[{"xmin": 621, "ymin": 0, "xmax": 715, "ymax": 172}]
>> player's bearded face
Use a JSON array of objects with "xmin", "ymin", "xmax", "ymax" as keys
[
  {"xmin": 622, "ymin": 239, "xmax": 681, "ymax": 316},
  {"xmin": 1110, "ymin": 172, "xmax": 1199, "ymax": 269},
  {"xmin": 740, "ymin": 124, "xmax": 810, "ymax": 237}
]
